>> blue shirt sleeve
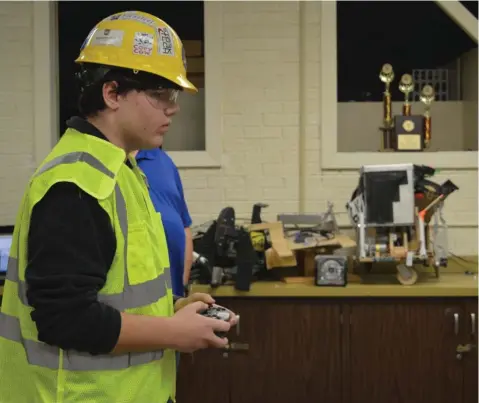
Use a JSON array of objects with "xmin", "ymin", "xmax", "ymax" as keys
[{"xmin": 173, "ymin": 166, "xmax": 192, "ymax": 228}]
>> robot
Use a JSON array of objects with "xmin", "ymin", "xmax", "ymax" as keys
[
  {"xmin": 346, "ymin": 163, "xmax": 458, "ymax": 285},
  {"xmin": 189, "ymin": 203, "xmax": 270, "ymax": 291}
]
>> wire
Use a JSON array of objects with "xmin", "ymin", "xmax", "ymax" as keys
[{"xmin": 448, "ymin": 253, "xmax": 478, "ymax": 272}]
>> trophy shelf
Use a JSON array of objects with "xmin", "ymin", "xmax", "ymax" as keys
[{"xmin": 320, "ymin": 150, "xmax": 478, "ymax": 171}]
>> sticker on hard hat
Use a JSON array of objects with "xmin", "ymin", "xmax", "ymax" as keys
[
  {"xmin": 109, "ymin": 12, "xmax": 156, "ymax": 27},
  {"xmin": 80, "ymin": 29, "xmax": 95, "ymax": 51},
  {"xmin": 133, "ymin": 32, "xmax": 154, "ymax": 56},
  {"xmin": 90, "ymin": 29, "xmax": 124, "ymax": 47},
  {"xmin": 157, "ymin": 27, "xmax": 175, "ymax": 56},
  {"xmin": 182, "ymin": 45, "xmax": 187, "ymax": 70}
]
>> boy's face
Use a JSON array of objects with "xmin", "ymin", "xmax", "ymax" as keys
[{"xmin": 103, "ymin": 82, "xmax": 180, "ymax": 151}]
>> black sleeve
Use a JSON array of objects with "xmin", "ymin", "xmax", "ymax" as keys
[{"xmin": 25, "ymin": 182, "xmax": 121, "ymax": 355}]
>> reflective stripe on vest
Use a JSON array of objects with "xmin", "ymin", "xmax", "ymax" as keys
[
  {"xmin": 0, "ymin": 312, "xmax": 165, "ymax": 370},
  {"xmin": 0, "ymin": 151, "xmax": 172, "ymax": 371}
]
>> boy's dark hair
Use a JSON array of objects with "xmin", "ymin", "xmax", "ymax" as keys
[{"xmin": 76, "ymin": 63, "xmax": 181, "ymax": 117}]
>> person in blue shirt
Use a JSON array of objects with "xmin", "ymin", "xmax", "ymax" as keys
[{"xmin": 133, "ymin": 148, "xmax": 193, "ymax": 299}]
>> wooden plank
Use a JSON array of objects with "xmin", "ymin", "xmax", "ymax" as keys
[
  {"xmin": 186, "ymin": 57, "xmax": 204, "ymax": 74},
  {"xmin": 183, "ymin": 40, "xmax": 203, "ymax": 57},
  {"xmin": 288, "ymin": 233, "xmax": 357, "ymax": 251}
]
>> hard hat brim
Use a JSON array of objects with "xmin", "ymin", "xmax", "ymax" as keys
[{"xmin": 75, "ymin": 57, "xmax": 198, "ymax": 94}]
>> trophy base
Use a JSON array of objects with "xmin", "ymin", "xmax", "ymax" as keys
[
  {"xmin": 393, "ymin": 115, "xmax": 425, "ymax": 152},
  {"xmin": 379, "ymin": 127, "xmax": 395, "ymax": 151}
]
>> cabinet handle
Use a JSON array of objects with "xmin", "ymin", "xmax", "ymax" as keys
[
  {"xmin": 471, "ymin": 313, "xmax": 476, "ymax": 336},
  {"xmin": 454, "ymin": 313, "xmax": 459, "ymax": 335},
  {"xmin": 221, "ymin": 341, "xmax": 249, "ymax": 359},
  {"xmin": 226, "ymin": 342, "xmax": 250, "ymax": 352}
]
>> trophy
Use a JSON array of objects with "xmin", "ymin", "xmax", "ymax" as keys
[
  {"xmin": 420, "ymin": 85, "xmax": 435, "ymax": 148},
  {"xmin": 399, "ymin": 74, "xmax": 414, "ymax": 116},
  {"xmin": 379, "ymin": 63, "xmax": 395, "ymax": 150}
]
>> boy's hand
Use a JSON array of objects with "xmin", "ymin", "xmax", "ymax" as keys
[
  {"xmin": 174, "ymin": 293, "xmax": 239, "ymax": 327},
  {"xmin": 174, "ymin": 292, "xmax": 215, "ymax": 312}
]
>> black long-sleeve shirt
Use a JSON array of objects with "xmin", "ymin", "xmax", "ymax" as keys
[{"xmin": 25, "ymin": 117, "xmax": 122, "ymax": 355}]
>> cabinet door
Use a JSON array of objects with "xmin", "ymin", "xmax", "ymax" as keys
[
  {"xmin": 348, "ymin": 298, "xmax": 464, "ymax": 403},
  {"xmin": 225, "ymin": 298, "xmax": 343, "ymax": 403},
  {"xmin": 176, "ymin": 348, "xmax": 231, "ymax": 403},
  {"xmin": 463, "ymin": 298, "xmax": 478, "ymax": 403}
]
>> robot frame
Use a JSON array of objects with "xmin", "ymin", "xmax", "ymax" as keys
[{"xmin": 346, "ymin": 163, "xmax": 459, "ymax": 285}]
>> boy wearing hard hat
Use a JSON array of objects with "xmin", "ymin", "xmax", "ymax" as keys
[{"xmin": 0, "ymin": 11, "xmax": 235, "ymax": 403}]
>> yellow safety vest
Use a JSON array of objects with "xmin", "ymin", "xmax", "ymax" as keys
[{"xmin": 0, "ymin": 129, "xmax": 176, "ymax": 403}]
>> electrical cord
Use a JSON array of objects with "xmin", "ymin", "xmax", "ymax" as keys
[{"xmin": 448, "ymin": 253, "xmax": 478, "ymax": 272}]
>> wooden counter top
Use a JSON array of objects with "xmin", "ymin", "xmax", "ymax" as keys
[
  {"xmin": 0, "ymin": 274, "xmax": 477, "ymax": 298},
  {"xmin": 190, "ymin": 256, "xmax": 478, "ymax": 298},
  {"xmin": 1, "ymin": 259, "xmax": 477, "ymax": 299},
  {"xmin": 191, "ymin": 273, "xmax": 478, "ymax": 298}
]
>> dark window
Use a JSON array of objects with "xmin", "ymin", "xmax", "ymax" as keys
[
  {"xmin": 337, "ymin": 1, "xmax": 478, "ymax": 102},
  {"xmin": 57, "ymin": 1, "xmax": 204, "ymax": 134}
]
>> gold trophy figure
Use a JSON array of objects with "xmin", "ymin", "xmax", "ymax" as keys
[
  {"xmin": 399, "ymin": 74, "xmax": 415, "ymax": 116},
  {"xmin": 379, "ymin": 63, "xmax": 395, "ymax": 150},
  {"xmin": 420, "ymin": 85, "xmax": 435, "ymax": 148}
]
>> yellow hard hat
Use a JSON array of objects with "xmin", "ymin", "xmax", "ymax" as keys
[{"xmin": 75, "ymin": 11, "xmax": 197, "ymax": 93}]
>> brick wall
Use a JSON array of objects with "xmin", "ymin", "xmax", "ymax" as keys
[
  {"xmin": 0, "ymin": 2, "xmax": 477, "ymax": 255},
  {"xmin": 179, "ymin": 2, "xmax": 301, "ymax": 224},
  {"xmin": 0, "ymin": 2, "xmax": 35, "ymax": 225}
]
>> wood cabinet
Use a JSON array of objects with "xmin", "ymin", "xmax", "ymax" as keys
[
  {"xmin": 463, "ymin": 299, "xmax": 478, "ymax": 403},
  {"xmin": 346, "ymin": 299, "xmax": 465, "ymax": 403},
  {"xmin": 176, "ymin": 297, "xmax": 478, "ymax": 403},
  {"xmin": 226, "ymin": 299, "xmax": 343, "ymax": 403}
]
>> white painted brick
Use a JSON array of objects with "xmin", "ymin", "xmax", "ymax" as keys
[
  {"xmin": 207, "ymin": 176, "xmax": 245, "ymax": 190},
  {"xmin": 250, "ymin": 150, "xmax": 283, "ymax": 164},
  {"xmin": 263, "ymin": 113, "xmax": 299, "ymax": 127},
  {"xmin": 263, "ymin": 186, "xmax": 297, "ymax": 201},
  {"xmin": 263, "ymin": 162, "xmax": 298, "ymax": 177},
  {"xmin": 223, "ymin": 138, "xmax": 249, "ymax": 153},
  {"xmin": 180, "ymin": 176, "xmax": 209, "ymax": 190},
  {"xmin": 0, "ymin": 67, "xmax": 32, "ymax": 92},
  {"xmin": 305, "ymin": 130, "xmax": 320, "ymax": 150},
  {"xmin": 186, "ymin": 188, "xmax": 224, "ymax": 203},
  {"xmin": 0, "ymin": 44, "xmax": 32, "ymax": 67},
  {"xmin": 240, "ymin": 113, "xmax": 264, "ymax": 127},
  {"xmin": 261, "ymin": 138, "xmax": 294, "ymax": 153},
  {"xmin": 221, "ymin": 50, "xmax": 246, "ymax": 64},
  {"xmin": 223, "ymin": 100, "xmax": 283, "ymax": 116},
  {"xmin": 226, "ymin": 38, "xmax": 299, "ymax": 52},
  {"xmin": 306, "ymin": 149, "xmax": 320, "ymax": 163},
  {"xmin": 0, "ymin": 2, "xmax": 34, "ymax": 225},
  {"xmin": 224, "ymin": 24, "xmax": 299, "ymax": 40},
  {"xmin": 257, "ymin": 176, "xmax": 285, "ymax": 188},
  {"xmin": 223, "ymin": 86, "xmax": 266, "ymax": 102},
  {"xmin": 282, "ymin": 101, "xmax": 300, "ymax": 114},
  {"xmin": 0, "ymin": 2, "xmax": 32, "ymax": 27},
  {"xmin": 282, "ymin": 127, "xmax": 300, "ymax": 141},
  {"xmin": 225, "ymin": 183, "xmax": 263, "ymax": 202},
  {"xmin": 243, "ymin": 127, "xmax": 282, "ymax": 139},
  {"xmin": 265, "ymin": 88, "xmax": 299, "ymax": 102}
]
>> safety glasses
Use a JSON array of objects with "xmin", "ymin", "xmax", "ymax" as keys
[{"xmin": 144, "ymin": 88, "xmax": 180, "ymax": 109}]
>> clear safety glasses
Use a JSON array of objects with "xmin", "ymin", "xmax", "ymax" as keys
[{"xmin": 144, "ymin": 88, "xmax": 180, "ymax": 109}]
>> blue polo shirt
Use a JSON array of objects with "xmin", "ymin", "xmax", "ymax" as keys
[{"xmin": 136, "ymin": 148, "xmax": 192, "ymax": 297}]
